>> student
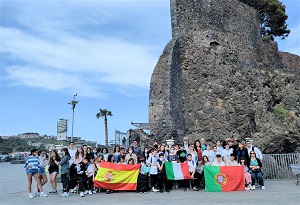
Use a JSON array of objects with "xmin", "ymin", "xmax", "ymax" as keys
[
  {"xmin": 86, "ymin": 157, "xmax": 96, "ymax": 195},
  {"xmin": 221, "ymin": 142, "xmax": 233, "ymax": 164},
  {"xmin": 48, "ymin": 149, "xmax": 61, "ymax": 194},
  {"xmin": 25, "ymin": 149, "xmax": 48, "ymax": 198},
  {"xmin": 147, "ymin": 149, "xmax": 159, "ymax": 192},
  {"xmin": 194, "ymin": 140, "xmax": 203, "ymax": 163},
  {"xmin": 225, "ymin": 153, "xmax": 239, "ymax": 166},
  {"xmin": 212, "ymin": 154, "xmax": 225, "ymax": 166},
  {"xmin": 202, "ymin": 144, "xmax": 214, "ymax": 163},
  {"xmin": 184, "ymin": 154, "xmax": 198, "ymax": 191},
  {"xmin": 101, "ymin": 147, "xmax": 109, "ymax": 162},
  {"xmin": 124, "ymin": 147, "xmax": 138, "ymax": 164},
  {"xmin": 240, "ymin": 156, "xmax": 252, "ymax": 190},
  {"xmin": 37, "ymin": 150, "xmax": 48, "ymax": 195},
  {"xmin": 137, "ymin": 156, "xmax": 150, "ymax": 193},
  {"xmin": 67, "ymin": 158, "xmax": 89, "ymax": 197},
  {"xmin": 59, "ymin": 148, "xmax": 71, "ymax": 197},
  {"xmin": 113, "ymin": 146, "xmax": 121, "ymax": 163},
  {"xmin": 157, "ymin": 153, "xmax": 170, "ymax": 193}
]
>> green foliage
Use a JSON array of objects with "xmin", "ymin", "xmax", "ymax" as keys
[
  {"xmin": 239, "ymin": 0, "xmax": 290, "ymax": 39},
  {"xmin": 273, "ymin": 104, "xmax": 287, "ymax": 116},
  {"xmin": 262, "ymin": 35, "xmax": 272, "ymax": 41}
]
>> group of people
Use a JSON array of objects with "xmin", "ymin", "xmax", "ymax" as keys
[{"xmin": 24, "ymin": 137, "xmax": 265, "ymax": 199}]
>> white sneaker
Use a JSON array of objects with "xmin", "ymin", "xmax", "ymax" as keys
[
  {"xmin": 245, "ymin": 186, "xmax": 250, "ymax": 191},
  {"xmin": 84, "ymin": 190, "xmax": 88, "ymax": 195},
  {"xmin": 40, "ymin": 192, "xmax": 48, "ymax": 197},
  {"xmin": 88, "ymin": 190, "xmax": 92, "ymax": 195},
  {"xmin": 251, "ymin": 185, "xmax": 255, "ymax": 190},
  {"xmin": 70, "ymin": 189, "xmax": 74, "ymax": 193},
  {"xmin": 92, "ymin": 190, "xmax": 97, "ymax": 194},
  {"xmin": 152, "ymin": 187, "xmax": 159, "ymax": 192},
  {"xmin": 61, "ymin": 192, "xmax": 70, "ymax": 197},
  {"xmin": 193, "ymin": 186, "xmax": 199, "ymax": 191},
  {"xmin": 80, "ymin": 192, "xmax": 84, "ymax": 197},
  {"xmin": 261, "ymin": 186, "xmax": 265, "ymax": 190},
  {"xmin": 28, "ymin": 193, "xmax": 34, "ymax": 199}
]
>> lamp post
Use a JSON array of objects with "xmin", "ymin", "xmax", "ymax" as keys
[{"xmin": 68, "ymin": 94, "xmax": 79, "ymax": 142}]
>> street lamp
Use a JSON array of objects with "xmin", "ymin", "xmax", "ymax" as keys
[{"xmin": 68, "ymin": 94, "xmax": 79, "ymax": 142}]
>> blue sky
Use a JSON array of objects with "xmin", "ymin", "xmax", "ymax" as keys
[{"xmin": 0, "ymin": 0, "xmax": 299, "ymax": 145}]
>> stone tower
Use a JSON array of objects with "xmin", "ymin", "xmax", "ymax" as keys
[{"xmin": 149, "ymin": 0, "xmax": 300, "ymax": 153}]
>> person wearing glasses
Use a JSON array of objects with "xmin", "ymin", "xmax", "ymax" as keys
[
  {"xmin": 246, "ymin": 140, "xmax": 263, "ymax": 161},
  {"xmin": 248, "ymin": 151, "xmax": 265, "ymax": 190}
]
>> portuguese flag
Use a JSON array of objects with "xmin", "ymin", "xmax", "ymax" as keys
[
  {"xmin": 165, "ymin": 162, "xmax": 191, "ymax": 180},
  {"xmin": 204, "ymin": 166, "xmax": 245, "ymax": 192},
  {"xmin": 94, "ymin": 162, "xmax": 140, "ymax": 190}
]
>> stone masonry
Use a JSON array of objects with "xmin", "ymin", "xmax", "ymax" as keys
[{"xmin": 149, "ymin": 0, "xmax": 300, "ymax": 153}]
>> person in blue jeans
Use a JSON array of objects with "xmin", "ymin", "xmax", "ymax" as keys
[{"xmin": 248, "ymin": 151, "xmax": 265, "ymax": 190}]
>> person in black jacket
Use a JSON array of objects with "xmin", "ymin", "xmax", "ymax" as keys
[
  {"xmin": 66, "ymin": 158, "xmax": 89, "ymax": 197},
  {"xmin": 248, "ymin": 151, "xmax": 265, "ymax": 190}
]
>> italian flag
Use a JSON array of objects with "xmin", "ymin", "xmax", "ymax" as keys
[
  {"xmin": 165, "ymin": 162, "xmax": 191, "ymax": 180},
  {"xmin": 94, "ymin": 162, "xmax": 140, "ymax": 190},
  {"xmin": 204, "ymin": 166, "xmax": 245, "ymax": 192}
]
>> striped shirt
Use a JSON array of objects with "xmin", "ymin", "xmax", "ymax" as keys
[{"xmin": 25, "ymin": 155, "xmax": 40, "ymax": 171}]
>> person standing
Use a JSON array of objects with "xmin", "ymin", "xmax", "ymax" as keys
[
  {"xmin": 246, "ymin": 140, "xmax": 263, "ymax": 161},
  {"xmin": 59, "ymin": 148, "xmax": 71, "ymax": 197},
  {"xmin": 124, "ymin": 146, "xmax": 138, "ymax": 164},
  {"xmin": 49, "ymin": 149, "xmax": 61, "ymax": 194},
  {"xmin": 68, "ymin": 142, "xmax": 77, "ymax": 179},
  {"xmin": 25, "ymin": 149, "xmax": 48, "ymax": 198},
  {"xmin": 37, "ymin": 150, "xmax": 48, "ymax": 196},
  {"xmin": 133, "ymin": 140, "xmax": 141, "ymax": 158}
]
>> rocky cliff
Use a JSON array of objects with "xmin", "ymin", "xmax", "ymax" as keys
[{"xmin": 149, "ymin": 0, "xmax": 300, "ymax": 153}]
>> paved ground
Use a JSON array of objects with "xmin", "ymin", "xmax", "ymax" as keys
[{"xmin": 0, "ymin": 163, "xmax": 299, "ymax": 205}]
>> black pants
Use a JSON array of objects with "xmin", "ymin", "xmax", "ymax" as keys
[
  {"xmin": 61, "ymin": 173, "xmax": 69, "ymax": 191},
  {"xmin": 69, "ymin": 164, "xmax": 76, "ymax": 179},
  {"xmin": 67, "ymin": 175, "xmax": 87, "ymax": 192},
  {"xmin": 150, "ymin": 174, "xmax": 158, "ymax": 188},
  {"xmin": 86, "ymin": 176, "xmax": 94, "ymax": 190},
  {"xmin": 184, "ymin": 172, "xmax": 202, "ymax": 188},
  {"xmin": 157, "ymin": 172, "xmax": 170, "ymax": 191},
  {"xmin": 137, "ymin": 174, "xmax": 149, "ymax": 192}
]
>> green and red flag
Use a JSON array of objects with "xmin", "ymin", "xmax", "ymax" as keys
[
  {"xmin": 94, "ymin": 162, "xmax": 140, "ymax": 190},
  {"xmin": 204, "ymin": 166, "xmax": 245, "ymax": 192},
  {"xmin": 165, "ymin": 162, "xmax": 191, "ymax": 180}
]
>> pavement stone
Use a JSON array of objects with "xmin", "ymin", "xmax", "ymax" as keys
[{"xmin": 0, "ymin": 163, "xmax": 299, "ymax": 205}]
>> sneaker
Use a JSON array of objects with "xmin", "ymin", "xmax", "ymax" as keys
[
  {"xmin": 261, "ymin": 186, "xmax": 265, "ymax": 190},
  {"xmin": 166, "ymin": 190, "xmax": 170, "ymax": 193},
  {"xmin": 251, "ymin": 185, "xmax": 255, "ymax": 190},
  {"xmin": 88, "ymin": 190, "xmax": 92, "ymax": 195},
  {"xmin": 40, "ymin": 192, "xmax": 48, "ymax": 197},
  {"xmin": 159, "ymin": 190, "xmax": 163, "ymax": 193},
  {"xmin": 70, "ymin": 189, "xmax": 74, "ymax": 193},
  {"xmin": 245, "ymin": 186, "xmax": 250, "ymax": 191},
  {"xmin": 61, "ymin": 192, "xmax": 70, "ymax": 197},
  {"xmin": 93, "ymin": 190, "xmax": 97, "ymax": 194},
  {"xmin": 193, "ymin": 186, "xmax": 199, "ymax": 191},
  {"xmin": 51, "ymin": 190, "xmax": 57, "ymax": 195},
  {"xmin": 28, "ymin": 193, "xmax": 34, "ymax": 199},
  {"xmin": 80, "ymin": 192, "xmax": 84, "ymax": 197},
  {"xmin": 84, "ymin": 190, "xmax": 88, "ymax": 195},
  {"xmin": 152, "ymin": 187, "xmax": 159, "ymax": 192}
]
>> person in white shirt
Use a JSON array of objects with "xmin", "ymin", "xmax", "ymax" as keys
[
  {"xmin": 212, "ymin": 154, "xmax": 225, "ymax": 166},
  {"xmin": 225, "ymin": 153, "xmax": 239, "ymax": 166},
  {"xmin": 185, "ymin": 154, "xmax": 200, "ymax": 191},
  {"xmin": 212, "ymin": 145, "xmax": 221, "ymax": 162},
  {"xmin": 183, "ymin": 137, "xmax": 189, "ymax": 151},
  {"xmin": 68, "ymin": 142, "xmax": 77, "ymax": 166},
  {"xmin": 216, "ymin": 140, "xmax": 224, "ymax": 153},
  {"xmin": 246, "ymin": 140, "xmax": 263, "ymax": 161},
  {"xmin": 221, "ymin": 143, "xmax": 233, "ymax": 164},
  {"xmin": 202, "ymin": 144, "xmax": 214, "ymax": 163},
  {"xmin": 146, "ymin": 149, "xmax": 159, "ymax": 192}
]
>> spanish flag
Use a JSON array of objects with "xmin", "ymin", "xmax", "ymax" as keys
[
  {"xmin": 204, "ymin": 166, "xmax": 245, "ymax": 192},
  {"xmin": 94, "ymin": 162, "xmax": 140, "ymax": 190}
]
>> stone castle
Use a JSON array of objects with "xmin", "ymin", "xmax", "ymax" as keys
[{"xmin": 149, "ymin": 0, "xmax": 300, "ymax": 153}]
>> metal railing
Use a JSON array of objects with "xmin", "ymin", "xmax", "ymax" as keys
[{"xmin": 261, "ymin": 153, "xmax": 300, "ymax": 179}]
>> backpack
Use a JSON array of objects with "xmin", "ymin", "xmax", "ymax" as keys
[{"xmin": 141, "ymin": 163, "xmax": 151, "ymax": 174}]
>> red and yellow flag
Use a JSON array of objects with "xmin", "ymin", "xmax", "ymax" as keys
[
  {"xmin": 94, "ymin": 162, "xmax": 140, "ymax": 190},
  {"xmin": 204, "ymin": 166, "xmax": 245, "ymax": 192}
]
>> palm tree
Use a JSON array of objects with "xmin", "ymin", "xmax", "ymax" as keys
[{"xmin": 96, "ymin": 108, "xmax": 113, "ymax": 147}]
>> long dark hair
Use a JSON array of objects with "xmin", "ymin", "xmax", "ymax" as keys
[
  {"xmin": 113, "ymin": 146, "xmax": 120, "ymax": 153},
  {"xmin": 194, "ymin": 140, "xmax": 201, "ymax": 151},
  {"xmin": 62, "ymin": 148, "xmax": 71, "ymax": 158}
]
